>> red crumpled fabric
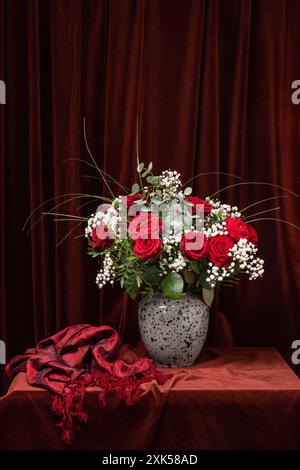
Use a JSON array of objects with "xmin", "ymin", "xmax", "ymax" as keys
[{"xmin": 5, "ymin": 324, "xmax": 170, "ymax": 444}]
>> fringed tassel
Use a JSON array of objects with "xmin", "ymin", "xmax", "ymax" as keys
[
  {"xmin": 51, "ymin": 365, "xmax": 170, "ymax": 445},
  {"xmin": 92, "ymin": 364, "xmax": 171, "ymax": 407},
  {"xmin": 51, "ymin": 377, "xmax": 89, "ymax": 445}
]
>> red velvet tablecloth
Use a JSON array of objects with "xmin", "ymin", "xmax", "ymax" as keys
[{"xmin": 1, "ymin": 347, "xmax": 300, "ymax": 450}]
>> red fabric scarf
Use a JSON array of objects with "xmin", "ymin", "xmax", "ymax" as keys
[{"xmin": 5, "ymin": 324, "xmax": 170, "ymax": 444}]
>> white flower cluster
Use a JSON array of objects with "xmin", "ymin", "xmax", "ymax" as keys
[
  {"xmin": 206, "ymin": 198, "xmax": 241, "ymax": 219},
  {"xmin": 230, "ymin": 238, "xmax": 264, "ymax": 280},
  {"xmin": 96, "ymin": 252, "xmax": 116, "ymax": 288},
  {"xmin": 202, "ymin": 198, "xmax": 242, "ymax": 239},
  {"xmin": 203, "ymin": 221, "xmax": 227, "ymax": 238},
  {"xmin": 205, "ymin": 261, "xmax": 236, "ymax": 288},
  {"xmin": 85, "ymin": 212, "xmax": 98, "ymax": 238},
  {"xmin": 159, "ymin": 232, "xmax": 186, "ymax": 274},
  {"xmin": 162, "ymin": 232, "xmax": 183, "ymax": 249},
  {"xmin": 156, "ymin": 170, "xmax": 184, "ymax": 201},
  {"xmin": 85, "ymin": 200, "xmax": 121, "ymax": 240},
  {"xmin": 160, "ymin": 251, "xmax": 187, "ymax": 275}
]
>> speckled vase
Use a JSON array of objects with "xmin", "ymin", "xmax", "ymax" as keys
[{"xmin": 138, "ymin": 293, "xmax": 209, "ymax": 368}]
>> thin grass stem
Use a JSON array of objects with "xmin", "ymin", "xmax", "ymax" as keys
[
  {"xmin": 240, "ymin": 195, "xmax": 287, "ymax": 212},
  {"xmin": 244, "ymin": 217, "xmax": 300, "ymax": 230},
  {"xmin": 209, "ymin": 182, "xmax": 298, "ymax": 198},
  {"xmin": 243, "ymin": 206, "xmax": 281, "ymax": 221}
]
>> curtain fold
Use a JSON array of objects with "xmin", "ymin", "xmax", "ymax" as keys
[{"xmin": 1, "ymin": 0, "xmax": 300, "ymax": 394}]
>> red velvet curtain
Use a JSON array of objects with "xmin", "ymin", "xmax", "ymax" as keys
[{"xmin": 1, "ymin": 0, "xmax": 300, "ymax": 394}]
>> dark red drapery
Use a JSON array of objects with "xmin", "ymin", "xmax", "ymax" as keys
[{"xmin": 1, "ymin": 0, "xmax": 300, "ymax": 394}]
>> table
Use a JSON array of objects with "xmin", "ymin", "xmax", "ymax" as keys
[{"xmin": 1, "ymin": 347, "xmax": 300, "ymax": 450}]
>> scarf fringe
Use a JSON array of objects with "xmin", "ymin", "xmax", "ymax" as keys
[{"xmin": 51, "ymin": 364, "xmax": 170, "ymax": 444}]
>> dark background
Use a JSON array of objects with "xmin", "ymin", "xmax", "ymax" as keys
[{"xmin": 1, "ymin": 0, "xmax": 300, "ymax": 394}]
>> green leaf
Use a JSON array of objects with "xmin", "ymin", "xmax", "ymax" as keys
[
  {"xmin": 141, "ymin": 286, "xmax": 155, "ymax": 301},
  {"xmin": 183, "ymin": 269, "xmax": 196, "ymax": 285},
  {"xmin": 87, "ymin": 248, "xmax": 102, "ymax": 258},
  {"xmin": 184, "ymin": 187, "xmax": 193, "ymax": 196},
  {"xmin": 148, "ymin": 161, "xmax": 153, "ymax": 171},
  {"xmin": 197, "ymin": 273, "xmax": 213, "ymax": 290},
  {"xmin": 142, "ymin": 169, "xmax": 150, "ymax": 177},
  {"xmin": 142, "ymin": 265, "xmax": 160, "ymax": 284},
  {"xmin": 189, "ymin": 261, "xmax": 200, "ymax": 274},
  {"xmin": 137, "ymin": 163, "xmax": 144, "ymax": 173},
  {"xmin": 136, "ymin": 276, "xmax": 142, "ymax": 288},
  {"xmin": 203, "ymin": 287, "xmax": 214, "ymax": 307},
  {"xmin": 131, "ymin": 183, "xmax": 140, "ymax": 194},
  {"xmin": 161, "ymin": 272, "xmax": 184, "ymax": 300},
  {"xmin": 126, "ymin": 279, "xmax": 139, "ymax": 300}
]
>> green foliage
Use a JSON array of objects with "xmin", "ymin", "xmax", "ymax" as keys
[
  {"xmin": 161, "ymin": 272, "xmax": 184, "ymax": 300},
  {"xmin": 189, "ymin": 260, "xmax": 200, "ymax": 274},
  {"xmin": 142, "ymin": 265, "xmax": 161, "ymax": 284},
  {"xmin": 137, "ymin": 163, "xmax": 144, "ymax": 173},
  {"xmin": 184, "ymin": 187, "xmax": 192, "ymax": 196},
  {"xmin": 141, "ymin": 286, "xmax": 155, "ymax": 301},
  {"xmin": 196, "ymin": 270, "xmax": 213, "ymax": 290},
  {"xmin": 131, "ymin": 183, "xmax": 140, "ymax": 194},
  {"xmin": 203, "ymin": 287, "xmax": 214, "ymax": 307},
  {"xmin": 87, "ymin": 247, "xmax": 102, "ymax": 258},
  {"xmin": 183, "ymin": 269, "xmax": 196, "ymax": 284},
  {"xmin": 125, "ymin": 279, "xmax": 139, "ymax": 300}
]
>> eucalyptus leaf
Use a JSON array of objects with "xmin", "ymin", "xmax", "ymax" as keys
[
  {"xmin": 148, "ymin": 161, "xmax": 153, "ymax": 171},
  {"xmin": 203, "ymin": 287, "xmax": 215, "ymax": 307},
  {"xmin": 146, "ymin": 176, "xmax": 155, "ymax": 183},
  {"xmin": 131, "ymin": 183, "xmax": 140, "ymax": 194},
  {"xmin": 137, "ymin": 163, "xmax": 144, "ymax": 173},
  {"xmin": 142, "ymin": 169, "xmax": 150, "ymax": 177},
  {"xmin": 184, "ymin": 187, "xmax": 193, "ymax": 196},
  {"xmin": 161, "ymin": 272, "xmax": 184, "ymax": 300},
  {"xmin": 134, "ymin": 199, "xmax": 146, "ymax": 204},
  {"xmin": 151, "ymin": 198, "xmax": 162, "ymax": 205},
  {"xmin": 184, "ymin": 201, "xmax": 194, "ymax": 206}
]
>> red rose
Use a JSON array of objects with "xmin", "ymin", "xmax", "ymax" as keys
[
  {"xmin": 180, "ymin": 231, "xmax": 209, "ymax": 260},
  {"xmin": 247, "ymin": 224, "xmax": 258, "ymax": 245},
  {"xmin": 122, "ymin": 194, "xmax": 143, "ymax": 207},
  {"xmin": 185, "ymin": 196, "xmax": 212, "ymax": 215},
  {"xmin": 225, "ymin": 216, "xmax": 249, "ymax": 241},
  {"xmin": 91, "ymin": 226, "xmax": 113, "ymax": 250},
  {"xmin": 133, "ymin": 238, "xmax": 163, "ymax": 260},
  {"xmin": 208, "ymin": 235, "xmax": 234, "ymax": 267},
  {"xmin": 128, "ymin": 213, "xmax": 164, "ymax": 240}
]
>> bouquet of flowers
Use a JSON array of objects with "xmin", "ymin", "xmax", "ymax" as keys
[
  {"xmin": 24, "ymin": 122, "xmax": 299, "ymax": 368},
  {"xmin": 84, "ymin": 161, "xmax": 264, "ymax": 306},
  {"xmin": 27, "ymin": 123, "xmax": 298, "ymax": 310}
]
